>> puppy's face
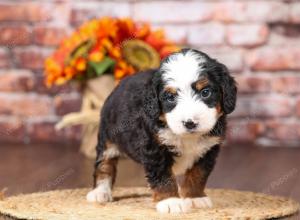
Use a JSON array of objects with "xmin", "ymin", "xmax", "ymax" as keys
[{"xmin": 156, "ymin": 49, "xmax": 236, "ymax": 135}]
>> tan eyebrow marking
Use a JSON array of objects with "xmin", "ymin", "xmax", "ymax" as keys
[
  {"xmin": 195, "ymin": 78, "xmax": 209, "ymax": 91},
  {"xmin": 164, "ymin": 86, "xmax": 177, "ymax": 94}
]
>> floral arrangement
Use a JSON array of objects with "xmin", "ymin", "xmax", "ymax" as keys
[{"xmin": 45, "ymin": 17, "xmax": 180, "ymax": 87}]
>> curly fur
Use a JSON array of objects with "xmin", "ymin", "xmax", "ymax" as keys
[{"xmin": 90, "ymin": 48, "xmax": 237, "ymax": 209}]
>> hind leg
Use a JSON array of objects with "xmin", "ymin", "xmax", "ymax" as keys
[{"xmin": 86, "ymin": 140, "xmax": 120, "ymax": 203}]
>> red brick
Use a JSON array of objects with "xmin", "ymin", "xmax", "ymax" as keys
[
  {"xmin": 235, "ymin": 75, "xmax": 270, "ymax": 93},
  {"xmin": 297, "ymin": 98, "xmax": 300, "ymax": 117},
  {"xmin": 0, "ymin": 26, "xmax": 31, "ymax": 46},
  {"xmin": 27, "ymin": 119, "xmax": 63, "ymax": 143},
  {"xmin": 290, "ymin": 3, "xmax": 300, "ymax": 23},
  {"xmin": 0, "ymin": 2, "xmax": 52, "ymax": 22},
  {"xmin": 64, "ymin": 125, "xmax": 82, "ymax": 143},
  {"xmin": 0, "ymin": 48, "xmax": 10, "ymax": 68},
  {"xmin": 152, "ymin": 24, "xmax": 187, "ymax": 43},
  {"xmin": 0, "ymin": 70, "xmax": 35, "ymax": 92},
  {"xmin": 231, "ymin": 97, "xmax": 251, "ymax": 118},
  {"xmin": 13, "ymin": 47, "xmax": 52, "ymax": 70},
  {"xmin": 252, "ymin": 96, "xmax": 293, "ymax": 117},
  {"xmin": 214, "ymin": 2, "xmax": 289, "ymax": 23},
  {"xmin": 71, "ymin": 2, "xmax": 130, "ymax": 25},
  {"xmin": 256, "ymin": 138, "xmax": 299, "ymax": 147},
  {"xmin": 27, "ymin": 119, "xmax": 81, "ymax": 144},
  {"xmin": 206, "ymin": 50, "xmax": 244, "ymax": 72},
  {"xmin": 133, "ymin": 2, "xmax": 213, "ymax": 23},
  {"xmin": 51, "ymin": 2, "xmax": 71, "ymax": 26},
  {"xmin": 271, "ymin": 75, "xmax": 300, "ymax": 94},
  {"xmin": 232, "ymin": 95, "xmax": 293, "ymax": 118},
  {"xmin": 226, "ymin": 120, "xmax": 265, "ymax": 143},
  {"xmin": 266, "ymin": 121, "xmax": 300, "ymax": 141},
  {"xmin": 0, "ymin": 117, "xmax": 26, "ymax": 143},
  {"xmin": 34, "ymin": 74, "xmax": 80, "ymax": 95},
  {"xmin": 33, "ymin": 26, "xmax": 69, "ymax": 46},
  {"xmin": 246, "ymin": 48, "xmax": 300, "ymax": 71},
  {"xmin": 54, "ymin": 93, "xmax": 82, "ymax": 116},
  {"xmin": 188, "ymin": 24, "xmax": 225, "ymax": 46},
  {"xmin": 0, "ymin": 94, "xmax": 54, "ymax": 117},
  {"xmin": 269, "ymin": 33, "xmax": 300, "ymax": 47},
  {"xmin": 226, "ymin": 24, "xmax": 269, "ymax": 47}
]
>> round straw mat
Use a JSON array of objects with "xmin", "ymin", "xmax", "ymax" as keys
[{"xmin": 0, "ymin": 187, "xmax": 299, "ymax": 220}]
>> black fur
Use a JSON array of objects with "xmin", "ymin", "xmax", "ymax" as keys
[
  {"xmin": 94, "ymin": 49, "xmax": 237, "ymax": 194},
  {"xmin": 204, "ymin": 61, "xmax": 237, "ymax": 114}
]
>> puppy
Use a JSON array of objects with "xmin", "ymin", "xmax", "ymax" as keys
[{"xmin": 86, "ymin": 48, "xmax": 237, "ymax": 213}]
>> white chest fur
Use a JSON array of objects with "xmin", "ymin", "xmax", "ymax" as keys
[{"xmin": 157, "ymin": 129, "xmax": 221, "ymax": 176}]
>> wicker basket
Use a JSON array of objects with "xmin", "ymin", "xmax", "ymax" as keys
[{"xmin": 0, "ymin": 187, "xmax": 299, "ymax": 220}]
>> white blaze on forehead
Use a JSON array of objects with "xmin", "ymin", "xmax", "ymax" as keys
[
  {"xmin": 160, "ymin": 50, "xmax": 218, "ymax": 135},
  {"xmin": 161, "ymin": 50, "xmax": 206, "ymax": 88}
]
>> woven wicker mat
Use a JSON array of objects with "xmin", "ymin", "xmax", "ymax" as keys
[{"xmin": 0, "ymin": 187, "xmax": 299, "ymax": 220}]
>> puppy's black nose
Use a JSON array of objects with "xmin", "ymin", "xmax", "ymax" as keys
[{"xmin": 183, "ymin": 120, "xmax": 197, "ymax": 130}]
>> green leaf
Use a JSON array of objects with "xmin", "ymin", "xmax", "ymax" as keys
[
  {"xmin": 86, "ymin": 64, "xmax": 95, "ymax": 78},
  {"xmin": 88, "ymin": 57, "xmax": 115, "ymax": 76}
]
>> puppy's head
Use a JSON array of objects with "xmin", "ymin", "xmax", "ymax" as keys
[{"xmin": 154, "ymin": 48, "xmax": 237, "ymax": 135}]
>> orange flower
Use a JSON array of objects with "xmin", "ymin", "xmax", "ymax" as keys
[
  {"xmin": 118, "ymin": 60, "xmax": 127, "ymax": 69},
  {"xmin": 45, "ymin": 74, "xmax": 55, "ymax": 88},
  {"xmin": 145, "ymin": 29, "xmax": 167, "ymax": 51},
  {"xmin": 100, "ymin": 38, "xmax": 113, "ymax": 51},
  {"xmin": 114, "ymin": 59, "xmax": 135, "ymax": 80},
  {"xmin": 44, "ymin": 17, "xmax": 180, "ymax": 87},
  {"xmin": 116, "ymin": 18, "xmax": 135, "ymax": 43},
  {"xmin": 64, "ymin": 66, "xmax": 76, "ymax": 79},
  {"xmin": 75, "ymin": 58, "xmax": 87, "ymax": 71},
  {"xmin": 159, "ymin": 45, "xmax": 180, "ymax": 59},
  {"xmin": 89, "ymin": 51, "xmax": 104, "ymax": 62},
  {"xmin": 135, "ymin": 23, "xmax": 150, "ymax": 39},
  {"xmin": 98, "ymin": 17, "xmax": 118, "ymax": 40},
  {"xmin": 114, "ymin": 69, "xmax": 126, "ymax": 80},
  {"xmin": 127, "ymin": 65, "xmax": 135, "ymax": 75},
  {"xmin": 44, "ymin": 57, "xmax": 64, "ymax": 87},
  {"xmin": 79, "ymin": 19, "xmax": 100, "ymax": 39},
  {"xmin": 45, "ymin": 58, "xmax": 62, "ymax": 76},
  {"xmin": 108, "ymin": 46, "xmax": 121, "ymax": 60},
  {"xmin": 89, "ymin": 52, "xmax": 104, "ymax": 62},
  {"xmin": 55, "ymin": 77, "xmax": 68, "ymax": 86}
]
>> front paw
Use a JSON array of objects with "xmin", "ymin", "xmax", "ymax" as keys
[
  {"xmin": 156, "ymin": 197, "xmax": 193, "ymax": 213},
  {"xmin": 86, "ymin": 186, "xmax": 113, "ymax": 203},
  {"xmin": 191, "ymin": 196, "xmax": 213, "ymax": 208}
]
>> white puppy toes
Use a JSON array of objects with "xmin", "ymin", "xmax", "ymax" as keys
[
  {"xmin": 192, "ymin": 196, "xmax": 213, "ymax": 208},
  {"xmin": 180, "ymin": 198, "xmax": 193, "ymax": 213},
  {"xmin": 156, "ymin": 197, "xmax": 193, "ymax": 214},
  {"xmin": 86, "ymin": 182, "xmax": 113, "ymax": 203}
]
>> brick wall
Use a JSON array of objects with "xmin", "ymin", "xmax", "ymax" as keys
[{"xmin": 0, "ymin": 0, "xmax": 299, "ymax": 147}]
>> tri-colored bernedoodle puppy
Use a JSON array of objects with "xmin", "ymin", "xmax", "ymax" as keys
[{"xmin": 87, "ymin": 48, "xmax": 237, "ymax": 213}]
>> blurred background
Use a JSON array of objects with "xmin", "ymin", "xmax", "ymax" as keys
[
  {"xmin": 0, "ymin": 0, "xmax": 299, "ymax": 213},
  {"xmin": 1, "ymin": 0, "xmax": 300, "ymax": 147}
]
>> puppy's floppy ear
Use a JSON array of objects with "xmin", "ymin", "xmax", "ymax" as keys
[
  {"xmin": 219, "ymin": 64, "xmax": 237, "ymax": 114},
  {"xmin": 143, "ymin": 70, "xmax": 161, "ymax": 120}
]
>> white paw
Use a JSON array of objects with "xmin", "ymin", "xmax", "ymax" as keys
[
  {"xmin": 156, "ymin": 197, "xmax": 193, "ymax": 213},
  {"xmin": 192, "ymin": 196, "xmax": 213, "ymax": 208},
  {"xmin": 86, "ymin": 185, "xmax": 113, "ymax": 203}
]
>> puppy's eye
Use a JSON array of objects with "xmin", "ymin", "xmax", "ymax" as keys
[
  {"xmin": 165, "ymin": 92, "xmax": 176, "ymax": 102},
  {"xmin": 200, "ymin": 88, "xmax": 211, "ymax": 98}
]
